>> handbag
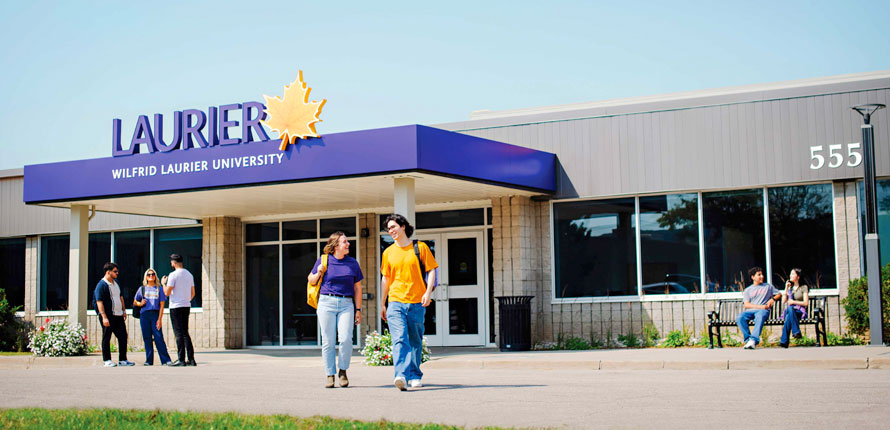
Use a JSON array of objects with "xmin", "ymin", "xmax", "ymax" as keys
[
  {"xmin": 132, "ymin": 286, "xmax": 144, "ymax": 319},
  {"xmin": 307, "ymin": 254, "xmax": 328, "ymax": 309}
]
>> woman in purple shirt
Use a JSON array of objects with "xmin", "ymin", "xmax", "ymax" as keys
[
  {"xmin": 133, "ymin": 268, "xmax": 172, "ymax": 366},
  {"xmin": 307, "ymin": 231, "xmax": 364, "ymax": 388}
]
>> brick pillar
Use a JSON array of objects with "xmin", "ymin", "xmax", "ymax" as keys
[
  {"xmin": 491, "ymin": 196, "xmax": 547, "ymax": 344},
  {"xmin": 23, "ymin": 236, "xmax": 39, "ymax": 327},
  {"xmin": 201, "ymin": 217, "xmax": 244, "ymax": 349},
  {"xmin": 833, "ymin": 181, "xmax": 863, "ymax": 334},
  {"xmin": 358, "ymin": 213, "xmax": 379, "ymax": 341}
]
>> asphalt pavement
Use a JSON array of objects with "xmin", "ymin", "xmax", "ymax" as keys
[{"xmin": 1, "ymin": 346, "xmax": 889, "ymax": 429}]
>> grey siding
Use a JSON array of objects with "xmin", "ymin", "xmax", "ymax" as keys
[
  {"xmin": 442, "ymin": 88, "xmax": 890, "ymax": 199},
  {"xmin": 1, "ymin": 176, "xmax": 197, "ymax": 237}
]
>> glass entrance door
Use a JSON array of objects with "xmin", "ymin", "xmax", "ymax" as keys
[{"xmin": 414, "ymin": 231, "xmax": 486, "ymax": 346}]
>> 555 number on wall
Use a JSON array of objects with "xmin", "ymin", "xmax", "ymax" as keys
[{"xmin": 809, "ymin": 143, "xmax": 862, "ymax": 169}]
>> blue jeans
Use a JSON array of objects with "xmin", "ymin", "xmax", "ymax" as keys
[
  {"xmin": 736, "ymin": 309, "xmax": 770, "ymax": 344},
  {"xmin": 386, "ymin": 301, "xmax": 425, "ymax": 381},
  {"xmin": 781, "ymin": 307, "xmax": 803, "ymax": 345},
  {"xmin": 317, "ymin": 294, "xmax": 355, "ymax": 376},
  {"xmin": 139, "ymin": 310, "xmax": 171, "ymax": 365}
]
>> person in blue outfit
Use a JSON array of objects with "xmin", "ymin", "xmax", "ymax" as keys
[
  {"xmin": 779, "ymin": 268, "xmax": 809, "ymax": 348},
  {"xmin": 736, "ymin": 266, "xmax": 781, "ymax": 349},
  {"xmin": 133, "ymin": 268, "xmax": 172, "ymax": 366},
  {"xmin": 94, "ymin": 262, "xmax": 135, "ymax": 367},
  {"xmin": 308, "ymin": 231, "xmax": 364, "ymax": 388}
]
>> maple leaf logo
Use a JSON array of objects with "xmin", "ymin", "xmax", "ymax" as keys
[{"xmin": 262, "ymin": 71, "xmax": 327, "ymax": 151}]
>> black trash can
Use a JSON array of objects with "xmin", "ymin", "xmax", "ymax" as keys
[{"xmin": 496, "ymin": 296, "xmax": 534, "ymax": 351}]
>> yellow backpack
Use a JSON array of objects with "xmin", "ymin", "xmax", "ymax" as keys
[{"xmin": 307, "ymin": 254, "xmax": 327, "ymax": 309}]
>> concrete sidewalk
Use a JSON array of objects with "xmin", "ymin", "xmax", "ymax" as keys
[
  {"xmin": 3, "ymin": 346, "xmax": 890, "ymax": 429},
  {"xmin": 3, "ymin": 345, "xmax": 889, "ymax": 370}
]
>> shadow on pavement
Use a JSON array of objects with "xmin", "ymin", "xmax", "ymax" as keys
[{"xmin": 351, "ymin": 383, "xmax": 544, "ymax": 391}]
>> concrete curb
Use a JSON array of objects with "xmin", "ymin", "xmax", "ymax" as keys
[{"xmin": 3, "ymin": 347, "xmax": 890, "ymax": 371}]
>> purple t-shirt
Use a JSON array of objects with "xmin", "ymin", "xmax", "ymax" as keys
[
  {"xmin": 311, "ymin": 254, "xmax": 364, "ymax": 297},
  {"xmin": 135, "ymin": 285, "xmax": 166, "ymax": 312}
]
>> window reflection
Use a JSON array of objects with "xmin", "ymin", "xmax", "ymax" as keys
[
  {"xmin": 703, "ymin": 190, "xmax": 765, "ymax": 292},
  {"xmin": 769, "ymin": 184, "xmax": 836, "ymax": 289},
  {"xmin": 640, "ymin": 194, "xmax": 701, "ymax": 295},
  {"xmin": 553, "ymin": 198, "xmax": 637, "ymax": 298},
  {"xmin": 858, "ymin": 179, "xmax": 890, "ymax": 271}
]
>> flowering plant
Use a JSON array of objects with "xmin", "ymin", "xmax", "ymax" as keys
[
  {"xmin": 361, "ymin": 330, "xmax": 431, "ymax": 366},
  {"xmin": 28, "ymin": 318, "xmax": 87, "ymax": 357}
]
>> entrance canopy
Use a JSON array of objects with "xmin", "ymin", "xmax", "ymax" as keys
[{"xmin": 24, "ymin": 125, "xmax": 556, "ymax": 219}]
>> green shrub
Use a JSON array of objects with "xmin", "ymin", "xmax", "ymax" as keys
[
  {"xmin": 642, "ymin": 323, "xmax": 659, "ymax": 347},
  {"xmin": 660, "ymin": 326, "xmax": 693, "ymax": 347},
  {"xmin": 28, "ymin": 319, "xmax": 87, "ymax": 357},
  {"xmin": 617, "ymin": 332, "xmax": 640, "ymax": 348},
  {"xmin": 760, "ymin": 327, "xmax": 775, "ymax": 347},
  {"xmin": 554, "ymin": 333, "xmax": 593, "ymax": 350},
  {"xmin": 791, "ymin": 335, "xmax": 817, "ymax": 346},
  {"xmin": 0, "ymin": 288, "xmax": 26, "ymax": 352},
  {"xmin": 841, "ymin": 264, "xmax": 890, "ymax": 343},
  {"xmin": 826, "ymin": 332, "xmax": 866, "ymax": 346}
]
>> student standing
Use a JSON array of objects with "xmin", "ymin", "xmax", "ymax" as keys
[
  {"xmin": 133, "ymin": 268, "xmax": 172, "ymax": 366},
  {"xmin": 162, "ymin": 253, "xmax": 196, "ymax": 366},
  {"xmin": 380, "ymin": 214, "xmax": 438, "ymax": 391},
  {"xmin": 94, "ymin": 262, "xmax": 135, "ymax": 367},
  {"xmin": 308, "ymin": 231, "xmax": 364, "ymax": 388}
]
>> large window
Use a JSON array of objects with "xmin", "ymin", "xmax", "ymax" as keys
[
  {"xmin": 39, "ymin": 226, "xmax": 201, "ymax": 313},
  {"xmin": 0, "ymin": 238, "xmax": 25, "ymax": 311},
  {"xmin": 154, "ymin": 227, "xmax": 203, "ymax": 307},
  {"xmin": 246, "ymin": 244, "xmax": 280, "ymax": 346},
  {"xmin": 40, "ymin": 235, "xmax": 69, "ymax": 311},
  {"xmin": 114, "ymin": 230, "xmax": 150, "ymax": 304},
  {"xmin": 858, "ymin": 179, "xmax": 890, "ymax": 270},
  {"xmin": 702, "ymin": 189, "xmax": 766, "ymax": 292},
  {"xmin": 552, "ymin": 185, "xmax": 837, "ymax": 300},
  {"xmin": 553, "ymin": 198, "xmax": 637, "ymax": 298},
  {"xmin": 87, "ymin": 233, "xmax": 111, "ymax": 310},
  {"xmin": 639, "ymin": 194, "xmax": 701, "ymax": 295},
  {"xmin": 245, "ymin": 217, "xmax": 359, "ymax": 347},
  {"xmin": 769, "ymin": 184, "xmax": 836, "ymax": 289}
]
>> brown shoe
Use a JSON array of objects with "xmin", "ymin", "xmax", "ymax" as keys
[
  {"xmin": 325, "ymin": 375, "xmax": 335, "ymax": 388},
  {"xmin": 338, "ymin": 369, "xmax": 349, "ymax": 387}
]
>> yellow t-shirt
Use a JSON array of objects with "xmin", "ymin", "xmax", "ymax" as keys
[{"xmin": 381, "ymin": 241, "xmax": 439, "ymax": 304}]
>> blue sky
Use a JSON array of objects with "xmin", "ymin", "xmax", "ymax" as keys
[{"xmin": 1, "ymin": 1, "xmax": 889, "ymax": 169}]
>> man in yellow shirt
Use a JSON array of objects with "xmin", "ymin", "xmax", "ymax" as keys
[{"xmin": 380, "ymin": 214, "xmax": 438, "ymax": 391}]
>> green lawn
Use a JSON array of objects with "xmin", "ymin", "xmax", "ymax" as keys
[
  {"xmin": 0, "ymin": 352, "xmax": 30, "ymax": 356},
  {"xmin": 0, "ymin": 408, "xmax": 511, "ymax": 430}
]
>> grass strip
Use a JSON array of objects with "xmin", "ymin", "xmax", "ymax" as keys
[{"xmin": 0, "ymin": 408, "xmax": 510, "ymax": 430}]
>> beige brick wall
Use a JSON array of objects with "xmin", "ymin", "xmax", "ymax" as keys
[{"xmin": 358, "ymin": 213, "xmax": 378, "ymax": 339}]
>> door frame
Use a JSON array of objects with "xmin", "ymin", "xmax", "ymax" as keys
[{"xmin": 377, "ymin": 225, "xmax": 490, "ymax": 347}]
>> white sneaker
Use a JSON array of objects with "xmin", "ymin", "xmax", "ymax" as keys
[
  {"xmin": 118, "ymin": 360, "xmax": 135, "ymax": 366},
  {"xmin": 394, "ymin": 376, "xmax": 407, "ymax": 391},
  {"xmin": 103, "ymin": 360, "xmax": 117, "ymax": 367},
  {"xmin": 743, "ymin": 339, "xmax": 756, "ymax": 350},
  {"xmin": 408, "ymin": 379, "xmax": 422, "ymax": 388}
]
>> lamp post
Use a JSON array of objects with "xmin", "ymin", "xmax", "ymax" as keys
[{"xmin": 852, "ymin": 103, "xmax": 885, "ymax": 346}]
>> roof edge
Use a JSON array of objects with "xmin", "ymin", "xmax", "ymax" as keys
[{"xmin": 439, "ymin": 70, "xmax": 890, "ymax": 131}]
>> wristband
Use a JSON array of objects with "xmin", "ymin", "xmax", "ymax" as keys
[{"xmin": 355, "ymin": 309, "xmax": 362, "ymax": 312}]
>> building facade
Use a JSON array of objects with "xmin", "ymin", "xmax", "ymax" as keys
[{"xmin": 3, "ymin": 71, "xmax": 890, "ymax": 349}]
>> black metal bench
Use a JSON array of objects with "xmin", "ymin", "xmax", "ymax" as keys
[{"xmin": 707, "ymin": 297, "xmax": 827, "ymax": 348}]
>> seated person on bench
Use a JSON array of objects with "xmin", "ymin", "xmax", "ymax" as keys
[{"xmin": 736, "ymin": 266, "xmax": 781, "ymax": 350}]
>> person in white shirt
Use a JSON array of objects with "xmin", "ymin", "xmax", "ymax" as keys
[
  {"xmin": 161, "ymin": 253, "xmax": 196, "ymax": 366},
  {"xmin": 94, "ymin": 262, "xmax": 135, "ymax": 367}
]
